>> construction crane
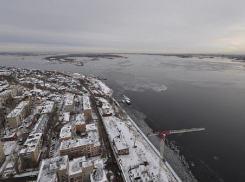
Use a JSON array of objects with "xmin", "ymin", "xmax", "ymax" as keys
[{"xmin": 147, "ymin": 127, "xmax": 205, "ymax": 181}]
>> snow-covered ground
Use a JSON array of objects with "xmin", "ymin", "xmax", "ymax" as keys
[{"xmin": 102, "ymin": 116, "xmax": 176, "ymax": 182}]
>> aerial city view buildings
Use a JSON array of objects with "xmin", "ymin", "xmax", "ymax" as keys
[
  {"xmin": 1, "ymin": 1, "xmax": 245, "ymax": 182},
  {"xmin": 0, "ymin": 67, "xmax": 181, "ymax": 182}
]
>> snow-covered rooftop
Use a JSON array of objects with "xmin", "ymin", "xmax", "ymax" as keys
[
  {"xmin": 63, "ymin": 112, "xmax": 70, "ymax": 123},
  {"xmin": 86, "ymin": 123, "xmax": 97, "ymax": 132},
  {"xmin": 90, "ymin": 159, "xmax": 108, "ymax": 182},
  {"xmin": 41, "ymin": 101, "xmax": 55, "ymax": 114},
  {"xmin": 37, "ymin": 155, "xmax": 69, "ymax": 182},
  {"xmin": 113, "ymin": 136, "xmax": 129, "ymax": 151},
  {"xmin": 30, "ymin": 89, "xmax": 42, "ymax": 94},
  {"xmin": 69, "ymin": 156, "xmax": 87, "ymax": 176},
  {"xmin": 7, "ymin": 101, "xmax": 29, "ymax": 118},
  {"xmin": 75, "ymin": 114, "xmax": 85, "ymax": 125},
  {"xmin": 60, "ymin": 124, "xmax": 72, "ymax": 139},
  {"xmin": 0, "ymin": 90, "xmax": 11, "ymax": 97},
  {"xmin": 0, "ymin": 82, "xmax": 9, "ymax": 92},
  {"xmin": 65, "ymin": 93, "xmax": 74, "ymax": 106},
  {"xmin": 129, "ymin": 164, "xmax": 154, "ymax": 182},
  {"xmin": 60, "ymin": 130, "xmax": 101, "ymax": 150},
  {"xmin": 20, "ymin": 133, "xmax": 42, "ymax": 154},
  {"xmin": 83, "ymin": 95, "xmax": 91, "ymax": 110},
  {"xmin": 31, "ymin": 114, "xmax": 49, "ymax": 134}
]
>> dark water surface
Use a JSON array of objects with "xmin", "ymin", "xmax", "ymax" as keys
[{"xmin": 1, "ymin": 54, "xmax": 245, "ymax": 182}]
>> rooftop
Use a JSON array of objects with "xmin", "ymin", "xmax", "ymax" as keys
[
  {"xmin": 65, "ymin": 93, "xmax": 74, "ymax": 106},
  {"xmin": 83, "ymin": 95, "xmax": 91, "ymax": 110},
  {"xmin": 129, "ymin": 164, "xmax": 154, "ymax": 182},
  {"xmin": 69, "ymin": 156, "xmax": 88, "ymax": 176},
  {"xmin": 7, "ymin": 101, "xmax": 29, "ymax": 118},
  {"xmin": 31, "ymin": 114, "xmax": 49, "ymax": 134},
  {"xmin": 63, "ymin": 112, "xmax": 70, "ymax": 122},
  {"xmin": 20, "ymin": 133, "xmax": 42, "ymax": 154},
  {"xmin": 75, "ymin": 114, "xmax": 85, "ymax": 125},
  {"xmin": 60, "ymin": 131, "xmax": 100, "ymax": 150},
  {"xmin": 60, "ymin": 124, "xmax": 72, "ymax": 139},
  {"xmin": 41, "ymin": 101, "xmax": 55, "ymax": 114},
  {"xmin": 113, "ymin": 136, "xmax": 129, "ymax": 151},
  {"xmin": 86, "ymin": 123, "xmax": 97, "ymax": 132},
  {"xmin": 90, "ymin": 159, "xmax": 108, "ymax": 182},
  {"xmin": 37, "ymin": 155, "xmax": 69, "ymax": 182}
]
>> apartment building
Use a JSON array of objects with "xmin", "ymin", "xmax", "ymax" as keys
[
  {"xmin": 113, "ymin": 136, "xmax": 129, "ymax": 155},
  {"xmin": 37, "ymin": 155, "xmax": 94, "ymax": 182},
  {"xmin": 19, "ymin": 133, "xmax": 42, "ymax": 168},
  {"xmin": 0, "ymin": 84, "xmax": 22, "ymax": 106},
  {"xmin": 31, "ymin": 114, "xmax": 49, "ymax": 134},
  {"xmin": 59, "ymin": 124, "xmax": 72, "ymax": 143},
  {"xmin": 69, "ymin": 156, "xmax": 94, "ymax": 182},
  {"xmin": 83, "ymin": 95, "xmax": 91, "ymax": 117},
  {"xmin": 60, "ymin": 131, "xmax": 101, "ymax": 160},
  {"xmin": 90, "ymin": 159, "xmax": 109, "ymax": 182},
  {"xmin": 37, "ymin": 155, "xmax": 69, "ymax": 182},
  {"xmin": 0, "ymin": 140, "xmax": 5, "ymax": 164},
  {"xmin": 7, "ymin": 101, "xmax": 30, "ymax": 128},
  {"xmin": 75, "ymin": 114, "xmax": 86, "ymax": 133},
  {"xmin": 64, "ymin": 93, "xmax": 74, "ymax": 112}
]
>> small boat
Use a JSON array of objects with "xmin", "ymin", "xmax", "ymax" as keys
[{"xmin": 123, "ymin": 95, "xmax": 131, "ymax": 105}]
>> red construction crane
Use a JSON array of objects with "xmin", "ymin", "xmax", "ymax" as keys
[
  {"xmin": 147, "ymin": 128, "xmax": 205, "ymax": 139},
  {"xmin": 147, "ymin": 127, "xmax": 205, "ymax": 181}
]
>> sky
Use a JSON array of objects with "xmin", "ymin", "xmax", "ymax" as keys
[{"xmin": 0, "ymin": 0, "xmax": 245, "ymax": 54}]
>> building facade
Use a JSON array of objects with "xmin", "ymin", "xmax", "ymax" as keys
[
  {"xmin": 60, "ymin": 136, "xmax": 101, "ymax": 160},
  {"xmin": 64, "ymin": 94, "xmax": 74, "ymax": 112},
  {"xmin": 83, "ymin": 95, "xmax": 91, "ymax": 117},
  {"xmin": 7, "ymin": 101, "xmax": 30, "ymax": 128},
  {"xmin": 0, "ymin": 140, "xmax": 5, "ymax": 164},
  {"xmin": 19, "ymin": 133, "xmax": 42, "ymax": 168}
]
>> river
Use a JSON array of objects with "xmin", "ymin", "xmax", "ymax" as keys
[{"xmin": 0, "ymin": 54, "xmax": 244, "ymax": 182}]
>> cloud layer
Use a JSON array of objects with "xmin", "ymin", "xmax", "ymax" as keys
[{"xmin": 1, "ymin": 0, "xmax": 245, "ymax": 53}]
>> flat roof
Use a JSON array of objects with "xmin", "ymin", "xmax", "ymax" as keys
[
  {"xmin": 83, "ymin": 95, "xmax": 91, "ymax": 110},
  {"xmin": 63, "ymin": 112, "xmax": 70, "ymax": 122},
  {"xmin": 60, "ymin": 130, "xmax": 100, "ymax": 150},
  {"xmin": 65, "ymin": 93, "xmax": 74, "ymax": 106},
  {"xmin": 113, "ymin": 136, "xmax": 129, "ymax": 151},
  {"xmin": 7, "ymin": 101, "xmax": 29, "ymax": 118},
  {"xmin": 31, "ymin": 114, "xmax": 49, "ymax": 134},
  {"xmin": 75, "ymin": 114, "xmax": 85, "ymax": 125},
  {"xmin": 60, "ymin": 124, "xmax": 72, "ymax": 139},
  {"xmin": 91, "ymin": 159, "xmax": 108, "ymax": 182},
  {"xmin": 86, "ymin": 123, "xmax": 97, "ymax": 132},
  {"xmin": 69, "ymin": 156, "xmax": 86, "ymax": 176},
  {"xmin": 37, "ymin": 155, "xmax": 69, "ymax": 182},
  {"xmin": 41, "ymin": 101, "xmax": 54, "ymax": 114},
  {"xmin": 20, "ymin": 133, "xmax": 42, "ymax": 154}
]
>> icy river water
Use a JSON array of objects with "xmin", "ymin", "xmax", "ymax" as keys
[{"xmin": 1, "ymin": 54, "xmax": 245, "ymax": 182}]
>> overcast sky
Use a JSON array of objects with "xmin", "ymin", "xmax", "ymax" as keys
[{"xmin": 0, "ymin": 0, "xmax": 245, "ymax": 53}]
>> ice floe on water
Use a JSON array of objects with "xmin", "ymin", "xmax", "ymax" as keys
[
  {"xmin": 214, "ymin": 156, "xmax": 219, "ymax": 160},
  {"xmin": 116, "ymin": 79, "xmax": 167, "ymax": 92}
]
